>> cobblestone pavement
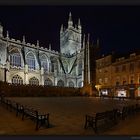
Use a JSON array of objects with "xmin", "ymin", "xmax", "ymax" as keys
[{"xmin": 0, "ymin": 97, "xmax": 140, "ymax": 135}]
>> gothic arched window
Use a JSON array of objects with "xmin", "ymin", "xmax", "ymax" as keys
[
  {"xmin": 26, "ymin": 52, "xmax": 36, "ymax": 70},
  {"xmin": 57, "ymin": 80, "xmax": 64, "ymax": 87},
  {"xmin": 12, "ymin": 75, "xmax": 23, "ymax": 85},
  {"xmin": 29, "ymin": 77, "xmax": 39, "ymax": 85},
  {"xmin": 10, "ymin": 49, "xmax": 21, "ymax": 67},
  {"xmin": 50, "ymin": 57, "xmax": 58, "ymax": 73},
  {"xmin": 44, "ymin": 78, "xmax": 53, "ymax": 86},
  {"xmin": 78, "ymin": 81, "xmax": 83, "ymax": 87},
  {"xmin": 69, "ymin": 81, "xmax": 74, "ymax": 87},
  {"xmin": 40, "ymin": 55, "xmax": 48, "ymax": 72},
  {"xmin": 51, "ymin": 62, "xmax": 55, "ymax": 72}
]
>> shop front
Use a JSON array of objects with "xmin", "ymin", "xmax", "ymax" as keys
[
  {"xmin": 114, "ymin": 85, "xmax": 128, "ymax": 97},
  {"xmin": 115, "ymin": 84, "xmax": 137, "ymax": 98},
  {"xmin": 99, "ymin": 88, "xmax": 112, "ymax": 97},
  {"xmin": 116, "ymin": 89, "xmax": 127, "ymax": 97}
]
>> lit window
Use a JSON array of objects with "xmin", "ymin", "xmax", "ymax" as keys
[
  {"xmin": 78, "ymin": 81, "xmax": 83, "ymax": 87},
  {"xmin": 50, "ymin": 58, "xmax": 58, "ymax": 73},
  {"xmin": 51, "ymin": 63, "xmax": 55, "ymax": 72},
  {"xmin": 57, "ymin": 80, "xmax": 64, "ymax": 87},
  {"xmin": 105, "ymin": 78, "xmax": 108, "ymax": 83},
  {"xmin": 26, "ymin": 53, "xmax": 36, "ymax": 70},
  {"xmin": 69, "ymin": 81, "xmax": 74, "ymax": 87},
  {"xmin": 29, "ymin": 77, "xmax": 39, "ymax": 85},
  {"xmin": 12, "ymin": 75, "xmax": 23, "ymax": 85},
  {"xmin": 44, "ymin": 78, "xmax": 53, "ymax": 86},
  {"xmin": 99, "ymin": 79, "xmax": 102, "ymax": 84},
  {"xmin": 41, "ymin": 55, "xmax": 48, "ymax": 72},
  {"xmin": 10, "ymin": 51, "xmax": 21, "ymax": 67}
]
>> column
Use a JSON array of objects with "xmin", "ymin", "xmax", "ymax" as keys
[
  {"xmin": 54, "ymin": 76, "xmax": 57, "ymax": 86},
  {"xmin": 6, "ymin": 61, "xmax": 10, "ymax": 83},
  {"xmin": 24, "ymin": 64, "xmax": 29, "ymax": 84},
  {"xmin": 40, "ymin": 67, "xmax": 44, "ymax": 85},
  {"xmin": 87, "ymin": 34, "xmax": 90, "ymax": 84}
]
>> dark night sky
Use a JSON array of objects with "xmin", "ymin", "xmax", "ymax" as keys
[{"xmin": 0, "ymin": 6, "xmax": 139, "ymax": 55}]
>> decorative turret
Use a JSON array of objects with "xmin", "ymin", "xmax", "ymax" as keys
[
  {"xmin": 83, "ymin": 34, "xmax": 85, "ymax": 49},
  {"xmin": 22, "ymin": 35, "xmax": 25, "ymax": 43},
  {"xmin": 78, "ymin": 18, "xmax": 81, "ymax": 30},
  {"xmin": 0, "ymin": 22, "xmax": 3, "ymax": 37},
  {"xmin": 60, "ymin": 24, "xmax": 63, "ymax": 33},
  {"xmin": 68, "ymin": 12, "xmax": 73, "ymax": 28},
  {"xmin": 88, "ymin": 33, "xmax": 90, "ymax": 43},
  {"xmin": 37, "ymin": 40, "xmax": 39, "ymax": 47},
  {"xmin": 49, "ymin": 44, "xmax": 51, "ymax": 50},
  {"xmin": 6, "ymin": 31, "xmax": 9, "ymax": 39}
]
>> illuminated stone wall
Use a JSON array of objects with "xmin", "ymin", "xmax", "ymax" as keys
[
  {"xmin": 96, "ymin": 53, "xmax": 140, "ymax": 89},
  {"xmin": 0, "ymin": 13, "xmax": 84, "ymax": 87}
]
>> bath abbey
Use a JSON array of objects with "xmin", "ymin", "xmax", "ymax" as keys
[
  {"xmin": 0, "ymin": 12, "xmax": 95, "ymax": 88},
  {"xmin": 0, "ymin": 11, "xmax": 139, "ymax": 98}
]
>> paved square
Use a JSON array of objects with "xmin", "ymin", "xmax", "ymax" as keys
[{"xmin": 0, "ymin": 97, "xmax": 140, "ymax": 135}]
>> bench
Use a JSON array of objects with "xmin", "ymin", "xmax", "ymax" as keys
[
  {"xmin": 0, "ymin": 97, "xmax": 11, "ymax": 109},
  {"xmin": 0, "ymin": 98, "xmax": 13, "ymax": 111},
  {"xmin": 8, "ymin": 100, "xmax": 18, "ymax": 114},
  {"xmin": 105, "ymin": 109, "xmax": 118, "ymax": 124},
  {"xmin": 84, "ymin": 112, "xmax": 107, "ymax": 132},
  {"xmin": 2, "ymin": 99, "xmax": 24, "ymax": 116},
  {"xmin": 22, "ymin": 106, "xmax": 50, "ymax": 130},
  {"xmin": 84, "ymin": 109, "xmax": 118, "ymax": 133},
  {"xmin": 0, "ymin": 96, "xmax": 50, "ymax": 131},
  {"xmin": 117, "ymin": 106, "xmax": 128, "ymax": 120},
  {"xmin": 15, "ymin": 103, "xmax": 24, "ymax": 116}
]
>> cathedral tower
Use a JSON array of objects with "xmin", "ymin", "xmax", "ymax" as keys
[{"xmin": 60, "ymin": 12, "xmax": 82, "ymax": 55}]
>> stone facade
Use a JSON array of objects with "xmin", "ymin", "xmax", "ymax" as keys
[
  {"xmin": 96, "ymin": 53, "xmax": 140, "ymax": 97},
  {"xmin": 0, "ymin": 13, "xmax": 84, "ymax": 87}
]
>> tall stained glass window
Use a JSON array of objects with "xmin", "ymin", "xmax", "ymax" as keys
[{"xmin": 26, "ymin": 53, "xmax": 36, "ymax": 70}]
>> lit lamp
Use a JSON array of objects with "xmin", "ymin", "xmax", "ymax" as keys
[
  {"xmin": 95, "ymin": 84, "xmax": 101, "ymax": 97},
  {"xmin": 95, "ymin": 84, "xmax": 101, "ymax": 91}
]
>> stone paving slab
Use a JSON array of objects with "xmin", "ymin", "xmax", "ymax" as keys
[{"xmin": 0, "ymin": 97, "xmax": 139, "ymax": 135}]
